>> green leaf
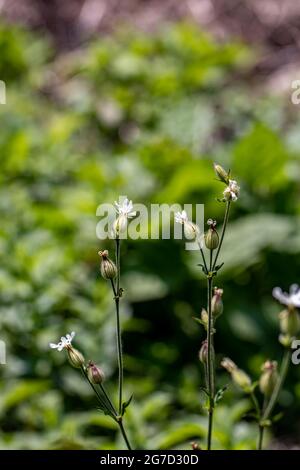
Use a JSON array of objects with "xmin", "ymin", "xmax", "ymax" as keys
[{"xmin": 121, "ymin": 395, "xmax": 133, "ymax": 416}]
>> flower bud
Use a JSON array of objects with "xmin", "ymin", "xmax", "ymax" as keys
[
  {"xmin": 259, "ymin": 360, "xmax": 278, "ymax": 397},
  {"xmin": 221, "ymin": 357, "xmax": 252, "ymax": 392},
  {"xmin": 205, "ymin": 229, "xmax": 219, "ymax": 250},
  {"xmin": 279, "ymin": 333, "xmax": 293, "ymax": 347},
  {"xmin": 201, "ymin": 308, "xmax": 208, "ymax": 329},
  {"xmin": 205, "ymin": 219, "xmax": 219, "ymax": 250},
  {"xmin": 98, "ymin": 250, "xmax": 117, "ymax": 280},
  {"xmin": 279, "ymin": 308, "xmax": 300, "ymax": 337},
  {"xmin": 214, "ymin": 163, "xmax": 229, "ymax": 184},
  {"xmin": 199, "ymin": 340, "xmax": 208, "ymax": 364},
  {"xmin": 113, "ymin": 214, "xmax": 128, "ymax": 235},
  {"xmin": 67, "ymin": 347, "xmax": 85, "ymax": 368},
  {"xmin": 183, "ymin": 221, "xmax": 200, "ymax": 241},
  {"xmin": 211, "ymin": 287, "xmax": 223, "ymax": 319},
  {"xmin": 191, "ymin": 442, "xmax": 201, "ymax": 450},
  {"xmin": 87, "ymin": 361, "xmax": 105, "ymax": 384}
]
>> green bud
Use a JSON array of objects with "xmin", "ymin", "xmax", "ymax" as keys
[
  {"xmin": 98, "ymin": 250, "xmax": 117, "ymax": 280},
  {"xmin": 205, "ymin": 219, "xmax": 219, "ymax": 250},
  {"xmin": 232, "ymin": 369, "xmax": 252, "ymax": 392},
  {"xmin": 279, "ymin": 308, "xmax": 300, "ymax": 337},
  {"xmin": 201, "ymin": 308, "xmax": 208, "ymax": 329},
  {"xmin": 211, "ymin": 287, "xmax": 223, "ymax": 319},
  {"xmin": 279, "ymin": 333, "xmax": 293, "ymax": 347},
  {"xmin": 214, "ymin": 163, "xmax": 229, "ymax": 184},
  {"xmin": 87, "ymin": 361, "xmax": 105, "ymax": 384},
  {"xmin": 259, "ymin": 360, "xmax": 278, "ymax": 397},
  {"xmin": 67, "ymin": 347, "xmax": 85, "ymax": 368},
  {"xmin": 221, "ymin": 357, "xmax": 252, "ymax": 392},
  {"xmin": 199, "ymin": 340, "xmax": 208, "ymax": 364},
  {"xmin": 113, "ymin": 214, "xmax": 127, "ymax": 235},
  {"xmin": 184, "ymin": 221, "xmax": 200, "ymax": 241}
]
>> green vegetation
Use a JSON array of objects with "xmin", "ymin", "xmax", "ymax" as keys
[{"xmin": 0, "ymin": 21, "xmax": 300, "ymax": 449}]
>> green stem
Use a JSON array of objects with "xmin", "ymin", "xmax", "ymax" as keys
[
  {"xmin": 81, "ymin": 367, "xmax": 117, "ymax": 417},
  {"xmin": 258, "ymin": 425, "xmax": 264, "ymax": 451},
  {"xmin": 206, "ymin": 274, "xmax": 214, "ymax": 450},
  {"xmin": 115, "ymin": 237, "xmax": 123, "ymax": 415},
  {"xmin": 262, "ymin": 349, "xmax": 291, "ymax": 421},
  {"xmin": 212, "ymin": 201, "xmax": 231, "ymax": 271},
  {"xmin": 198, "ymin": 242, "xmax": 208, "ymax": 274},
  {"xmin": 259, "ymin": 349, "xmax": 291, "ymax": 450},
  {"xmin": 250, "ymin": 391, "xmax": 261, "ymax": 419},
  {"xmin": 118, "ymin": 418, "xmax": 132, "ymax": 450}
]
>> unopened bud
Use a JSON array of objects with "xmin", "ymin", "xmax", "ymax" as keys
[
  {"xmin": 211, "ymin": 287, "xmax": 223, "ymax": 319},
  {"xmin": 98, "ymin": 250, "xmax": 117, "ymax": 280},
  {"xmin": 279, "ymin": 309, "xmax": 300, "ymax": 337},
  {"xmin": 113, "ymin": 214, "xmax": 127, "ymax": 235},
  {"xmin": 259, "ymin": 360, "xmax": 278, "ymax": 397},
  {"xmin": 87, "ymin": 361, "xmax": 105, "ymax": 384},
  {"xmin": 201, "ymin": 308, "xmax": 208, "ymax": 329},
  {"xmin": 199, "ymin": 340, "xmax": 208, "ymax": 364},
  {"xmin": 214, "ymin": 163, "xmax": 229, "ymax": 184},
  {"xmin": 67, "ymin": 347, "xmax": 85, "ymax": 368},
  {"xmin": 221, "ymin": 357, "xmax": 252, "ymax": 392},
  {"xmin": 205, "ymin": 219, "xmax": 219, "ymax": 250},
  {"xmin": 184, "ymin": 221, "xmax": 200, "ymax": 241},
  {"xmin": 191, "ymin": 442, "xmax": 201, "ymax": 450}
]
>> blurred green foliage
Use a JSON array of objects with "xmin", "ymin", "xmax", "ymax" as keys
[{"xmin": 0, "ymin": 21, "xmax": 300, "ymax": 449}]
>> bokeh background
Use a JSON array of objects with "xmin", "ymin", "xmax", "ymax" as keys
[{"xmin": 1, "ymin": 0, "xmax": 300, "ymax": 450}]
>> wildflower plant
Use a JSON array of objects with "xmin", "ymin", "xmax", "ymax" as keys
[
  {"xmin": 176, "ymin": 163, "xmax": 239, "ymax": 450},
  {"xmin": 222, "ymin": 284, "xmax": 300, "ymax": 450},
  {"xmin": 49, "ymin": 199, "xmax": 135, "ymax": 450}
]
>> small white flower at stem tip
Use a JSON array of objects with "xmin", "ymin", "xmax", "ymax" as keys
[
  {"xmin": 49, "ymin": 331, "xmax": 75, "ymax": 352},
  {"xmin": 174, "ymin": 210, "xmax": 200, "ymax": 241},
  {"xmin": 114, "ymin": 198, "xmax": 136, "ymax": 218},
  {"xmin": 272, "ymin": 284, "xmax": 300, "ymax": 308},
  {"xmin": 223, "ymin": 179, "xmax": 240, "ymax": 202},
  {"xmin": 113, "ymin": 197, "xmax": 136, "ymax": 235}
]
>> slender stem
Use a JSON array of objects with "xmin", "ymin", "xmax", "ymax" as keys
[
  {"xmin": 81, "ymin": 367, "xmax": 117, "ymax": 417},
  {"xmin": 258, "ymin": 349, "xmax": 291, "ymax": 450},
  {"xmin": 250, "ymin": 392, "xmax": 261, "ymax": 419},
  {"xmin": 206, "ymin": 274, "xmax": 214, "ymax": 450},
  {"xmin": 262, "ymin": 349, "xmax": 291, "ymax": 421},
  {"xmin": 115, "ymin": 237, "xmax": 123, "ymax": 415},
  {"xmin": 99, "ymin": 382, "xmax": 118, "ymax": 416},
  {"xmin": 118, "ymin": 419, "xmax": 132, "ymax": 450},
  {"xmin": 258, "ymin": 426, "xmax": 264, "ymax": 451},
  {"xmin": 212, "ymin": 201, "xmax": 231, "ymax": 271},
  {"xmin": 198, "ymin": 242, "xmax": 208, "ymax": 274}
]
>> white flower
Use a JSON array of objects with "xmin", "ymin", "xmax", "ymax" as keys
[
  {"xmin": 114, "ymin": 198, "xmax": 136, "ymax": 218},
  {"xmin": 175, "ymin": 210, "xmax": 189, "ymax": 224},
  {"xmin": 175, "ymin": 210, "xmax": 200, "ymax": 241},
  {"xmin": 49, "ymin": 331, "xmax": 75, "ymax": 352},
  {"xmin": 113, "ymin": 198, "xmax": 136, "ymax": 235},
  {"xmin": 272, "ymin": 284, "xmax": 300, "ymax": 308},
  {"xmin": 223, "ymin": 179, "xmax": 240, "ymax": 202}
]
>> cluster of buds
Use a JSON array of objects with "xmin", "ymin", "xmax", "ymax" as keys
[
  {"xmin": 214, "ymin": 163, "xmax": 240, "ymax": 203},
  {"xmin": 205, "ymin": 219, "xmax": 219, "ymax": 250},
  {"xmin": 221, "ymin": 357, "xmax": 252, "ymax": 393},
  {"xmin": 259, "ymin": 360, "xmax": 278, "ymax": 397},
  {"xmin": 98, "ymin": 250, "xmax": 117, "ymax": 280},
  {"xmin": 49, "ymin": 332, "xmax": 105, "ymax": 385}
]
